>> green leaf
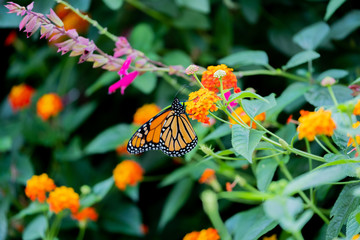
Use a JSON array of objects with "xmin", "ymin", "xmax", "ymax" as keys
[
  {"xmin": 225, "ymin": 206, "xmax": 277, "ymax": 240},
  {"xmin": 316, "ymin": 69, "xmax": 348, "ymax": 82},
  {"xmin": 293, "ymin": 22, "xmax": 330, "ymax": 50},
  {"xmin": 62, "ymin": 102, "xmax": 97, "ymax": 133},
  {"xmin": 242, "ymin": 93, "xmax": 277, "ymax": 118},
  {"xmin": 219, "ymin": 50, "xmax": 269, "ymax": 67},
  {"xmin": 330, "ymin": 10, "xmax": 360, "ymax": 40},
  {"xmin": 283, "ymin": 166, "xmax": 347, "ymax": 196},
  {"xmin": 175, "ymin": 0, "xmax": 210, "ymax": 13},
  {"xmin": 131, "ymin": 72, "xmax": 157, "ymax": 94},
  {"xmin": 0, "ymin": 136, "xmax": 11, "ymax": 152},
  {"xmin": 0, "ymin": 205, "xmax": 7, "ymax": 240},
  {"xmin": 326, "ymin": 184, "xmax": 360, "ymax": 240},
  {"xmin": 346, "ymin": 205, "xmax": 360, "ymax": 238},
  {"xmin": 130, "ymin": 23, "xmax": 155, "ymax": 52},
  {"xmin": 23, "ymin": 215, "xmax": 48, "ymax": 240},
  {"xmin": 231, "ymin": 125, "xmax": 265, "ymax": 163},
  {"xmin": 81, "ymin": 177, "xmax": 114, "ymax": 207},
  {"xmin": 101, "ymin": 200, "xmax": 143, "ymax": 236},
  {"xmin": 124, "ymin": 185, "xmax": 139, "ymax": 202},
  {"xmin": 159, "ymin": 161, "xmax": 216, "ymax": 187},
  {"xmin": 102, "ymin": 0, "xmax": 123, "ymax": 10},
  {"xmin": 263, "ymin": 196, "xmax": 309, "ymax": 232},
  {"xmin": 324, "ymin": 0, "xmax": 346, "ymax": 21},
  {"xmin": 13, "ymin": 154, "xmax": 34, "ymax": 184},
  {"xmin": 283, "ymin": 50, "xmax": 320, "ymax": 70},
  {"xmin": 256, "ymin": 158, "xmax": 278, "ymax": 192},
  {"xmin": 304, "ymin": 85, "xmax": 353, "ymax": 107},
  {"xmin": 228, "ymin": 90, "xmax": 268, "ymax": 103},
  {"xmin": 85, "ymin": 124, "xmax": 132, "ymax": 154},
  {"xmin": 239, "ymin": 0, "xmax": 261, "ymax": 24},
  {"xmin": 13, "ymin": 202, "xmax": 48, "ymax": 220},
  {"xmin": 203, "ymin": 124, "xmax": 231, "ymax": 142},
  {"xmin": 163, "ymin": 50, "xmax": 192, "ymax": 67},
  {"xmin": 54, "ymin": 137, "xmax": 83, "ymax": 162},
  {"xmin": 85, "ymin": 71, "xmax": 118, "ymax": 96},
  {"xmin": 266, "ymin": 83, "xmax": 310, "ymax": 122},
  {"xmin": 158, "ymin": 178, "xmax": 194, "ymax": 230},
  {"xmin": 350, "ymin": 77, "xmax": 360, "ymax": 86},
  {"xmin": 173, "ymin": 9, "xmax": 210, "ymax": 29},
  {"xmin": 69, "ymin": 0, "xmax": 91, "ymax": 11}
]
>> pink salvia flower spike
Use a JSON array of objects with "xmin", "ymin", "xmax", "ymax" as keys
[{"xmin": 108, "ymin": 57, "xmax": 139, "ymax": 95}]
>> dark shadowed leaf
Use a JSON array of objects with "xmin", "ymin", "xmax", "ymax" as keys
[
  {"xmin": 330, "ymin": 10, "xmax": 360, "ymax": 40},
  {"xmin": 23, "ymin": 215, "xmax": 48, "ymax": 240},
  {"xmin": 283, "ymin": 50, "xmax": 320, "ymax": 70},
  {"xmin": 85, "ymin": 124, "xmax": 133, "ymax": 154},
  {"xmin": 219, "ymin": 50, "xmax": 269, "ymax": 67},
  {"xmin": 293, "ymin": 22, "xmax": 330, "ymax": 50},
  {"xmin": 324, "ymin": 0, "xmax": 346, "ymax": 21},
  {"xmin": 158, "ymin": 178, "xmax": 194, "ymax": 230}
]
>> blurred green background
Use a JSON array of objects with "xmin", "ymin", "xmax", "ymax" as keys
[{"xmin": 1, "ymin": 0, "xmax": 360, "ymax": 239}]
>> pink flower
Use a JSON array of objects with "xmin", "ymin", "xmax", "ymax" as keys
[
  {"xmin": 108, "ymin": 57, "xmax": 139, "ymax": 95},
  {"xmin": 224, "ymin": 91, "xmax": 237, "ymax": 108}
]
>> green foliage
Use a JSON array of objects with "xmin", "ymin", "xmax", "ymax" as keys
[{"xmin": 3, "ymin": 0, "xmax": 360, "ymax": 239}]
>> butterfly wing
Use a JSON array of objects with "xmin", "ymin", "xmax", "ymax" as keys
[
  {"xmin": 127, "ymin": 107, "xmax": 172, "ymax": 155},
  {"xmin": 127, "ymin": 98, "xmax": 198, "ymax": 157},
  {"xmin": 159, "ymin": 111, "xmax": 198, "ymax": 157}
]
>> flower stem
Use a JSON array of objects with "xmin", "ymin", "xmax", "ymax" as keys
[
  {"xmin": 276, "ymin": 157, "xmax": 329, "ymax": 224},
  {"xmin": 320, "ymin": 135, "xmax": 340, "ymax": 154},
  {"xmin": 76, "ymin": 223, "xmax": 87, "ymax": 240},
  {"xmin": 237, "ymin": 69, "xmax": 309, "ymax": 82},
  {"xmin": 305, "ymin": 139, "xmax": 314, "ymax": 203},
  {"xmin": 327, "ymin": 85, "xmax": 339, "ymax": 106},
  {"xmin": 46, "ymin": 211, "xmax": 64, "ymax": 240},
  {"xmin": 55, "ymin": 0, "xmax": 118, "ymax": 42}
]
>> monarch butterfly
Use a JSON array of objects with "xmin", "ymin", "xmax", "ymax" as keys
[{"xmin": 127, "ymin": 98, "xmax": 198, "ymax": 157}]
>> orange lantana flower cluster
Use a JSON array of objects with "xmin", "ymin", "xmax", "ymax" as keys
[
  {"xmin": 201, "ymin": 64, "xmax": 238, "ymax": 93},
  {"xmin": 297, "ymin": 108, "xmax": 336, "ymax": 141},
  {"xmin": 186, "ymin": 88, "xmax": 221, "ymax": 124},
  {"xmin": 199, "ymin": 168, "xmax": 216, "ymax": 184},
  {"xmin": 47, "ymin": 186, "xmax": 80, "ymax": 214},
  {"xmin": 25, "ymin": 174, "xmax": 98, "ymax": 221},
  {"xmin": 354, "ymin": 100, "xmax": 360, "ymax": 115},
  {"xmin": 36, "ymin": 93, "xmax": 63, "ymax": 121},
  {"xmin": 347, "ymin": 121, "xmax": 360, "ymax": 147},
  {"xmin": 25, "ymin": 173, "xmax": 56, "ymax": 203},
  {"xmin": 72, "ymin": 207, "xmax": 99, "ymax": 222},
  {"xmin": 133, "ymin": 103, "xmax": 161, "ymax": 125},
  {"xmin": 229, "ymin": 106, "xmax": 266, "ymax": 129},
  {"xmin": 183, "ymin": 228, "xmax": 220, "ymax": 240},
  {"xmin": 113, "ymin": 160, "xmax": 144, "ymax": 190},
  {"xmin": 8, "ymin": 84, "xmax": 35, "ymax": 111}
]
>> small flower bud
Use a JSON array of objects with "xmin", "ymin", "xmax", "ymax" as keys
[
  {"xmin": 185, "ymin": 64, "xmax": 199, "ymax": 75},
  {"xmin": 321, "ymin": 76, "xmax": 336, "ymax": 87},
  {"xmin": 213, "ymin": 69, "xmax": 226, "ymax": 78},
  {"xmin": 80, "ymin": 185, "xmax": 91, "ymax": 195}
]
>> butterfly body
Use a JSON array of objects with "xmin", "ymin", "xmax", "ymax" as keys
[{"xmin": 127, "ymin": 98, "xmax": 198, "ymax": 157}]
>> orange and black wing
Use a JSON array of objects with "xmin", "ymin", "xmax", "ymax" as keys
[
  {"xmin": 127, "ymin": 98, "xmax": 197, "ymax": 156},
  {"xmin": 127, "ymin": 107, "xmax": 172, "ymax": 155},
  {"xmin": 159, "ymin": 111, "xmax": 197, "ymax": 157}
]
